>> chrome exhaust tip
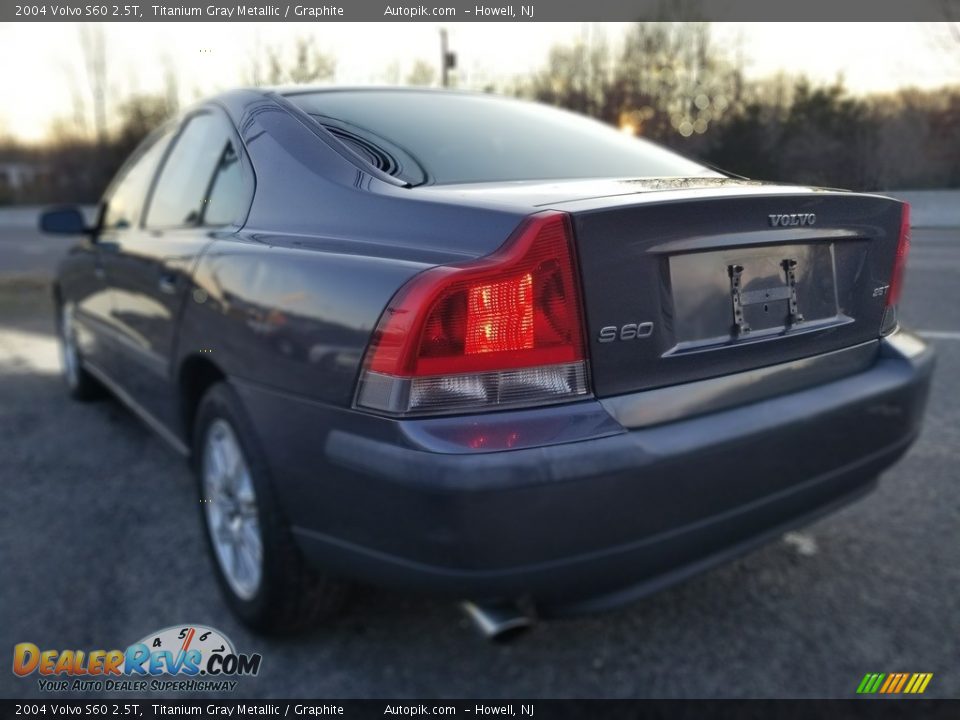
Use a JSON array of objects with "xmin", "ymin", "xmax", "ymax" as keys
[{"xmin": 461, "ymin": 600, "xmax": 534, "ymax": 641}]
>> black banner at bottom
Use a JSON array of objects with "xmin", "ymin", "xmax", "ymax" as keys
[{"xmin": 1, "ymin": 700, "xmax": 958, "ymax": 719}]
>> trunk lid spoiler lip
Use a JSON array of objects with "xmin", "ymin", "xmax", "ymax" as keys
[
  {"xmin": 541, "ymin": 184, "xmax": 859, "ymax": 211},
  {"xmin": 407, "ymin": 176, "xmax": 826, "ymax": 209}
]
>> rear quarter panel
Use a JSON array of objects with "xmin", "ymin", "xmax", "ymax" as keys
[
  {"xmin": 176, "ymin": 92, "xmax": 527, "ymax": 410},
  {"xmin": 179, "ymin": 238, "xmax": 431, "ymax": 407}
]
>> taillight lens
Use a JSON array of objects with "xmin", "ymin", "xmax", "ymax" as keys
[
  {"xmin": 887, "ymin": 203, "xmax": 911, "ymax": 307},
  {"xmin": 356, "ymin": 211, "xmax": 590, "ymax": 415}
]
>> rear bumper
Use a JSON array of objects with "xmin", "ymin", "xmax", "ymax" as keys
[{"xmin": 238, "ymin": 331, "xmax": 934, "ymax": 607}]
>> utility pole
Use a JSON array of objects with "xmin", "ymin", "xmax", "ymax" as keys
[{"xmin": 440, "ymin": 28, "xmax": 456, "ymax": 87}]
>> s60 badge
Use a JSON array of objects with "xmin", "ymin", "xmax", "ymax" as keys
[{"xmin": 598, "ymin": 322, "xmax": 654, "ymax": 343}]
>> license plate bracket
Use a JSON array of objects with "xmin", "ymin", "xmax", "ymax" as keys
[
  {"xmin": 728, "ymin": 258, "xmax": 805, "ymax": 336},
  {"xmin": 669, "ymin": 242, "xmax": 840, "ymax": 349}
]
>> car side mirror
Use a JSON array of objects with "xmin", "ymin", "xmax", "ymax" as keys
[{"xmin": 39, "ymin": 206, "xmax": 90, "ymax": 235}]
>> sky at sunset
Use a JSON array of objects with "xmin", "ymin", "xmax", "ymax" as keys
[{"xmin": 0, "ymin": 22, "xmax": 957, "ymax": 142}]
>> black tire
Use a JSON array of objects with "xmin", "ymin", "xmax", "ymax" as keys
[
  {"xmin": 193, "ymin": 381, "xmax": 351, "ymax": 633},
  {"xmin": 57, "ymin": 301, "xmax": 106, "ymax": 402}
]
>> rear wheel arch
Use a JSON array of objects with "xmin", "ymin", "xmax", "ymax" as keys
[
  {"xmin": 191, "ymin": 379, "xmax": 351, "ymax": 632},
  {"xmin": 178, "ymin": 354, "xmax": 227, "ymax": 445}
]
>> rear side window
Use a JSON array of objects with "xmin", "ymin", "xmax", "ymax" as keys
[
  {"xmin": 204, "ymin": 144, "xmax": 245, "ymax": 226},
  {"xmin": 102, "ymin": 127, "xmax": 173, "ymax": 230},
  {"xmin": 287, "ymin": 90, "xmax": 711, "ymax": 186},
  {"xmin": 146, "ymin": 112, "xmax": 248, "ymax": 229}
]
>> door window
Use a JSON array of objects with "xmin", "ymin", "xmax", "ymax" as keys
[
  {"xmin": 145, "ymin": 112, "xmax": 249, "ymax": 229},
  {"xmin": 102, "ymin": 127, "xmax": 174, "ymax": 230},
  {"xmin": 203, "ymin": 143, "xmax": 246, "ymax": 227}
]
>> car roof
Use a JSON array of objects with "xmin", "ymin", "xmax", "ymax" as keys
[
  {"xmin": 207, "ymin": 86, "xmax": 513, "ymax": 118},
  {"xmin": 275, "ymin": 85, "xmax": 492, "ymax": 97},
  {"xmin": 241, "ymin": 85, "xmax": 519, "ymax": 104}
]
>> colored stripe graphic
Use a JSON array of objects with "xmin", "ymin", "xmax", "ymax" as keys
[
  {"xmin": 906, "ymin": 673, "xmax": 933, "ymax": 694},
  {"xmin": 882, "ymin": 673, "xmax": 908, "ymax": 693},
  {"xmin": 857, "ymin": 672, "xmax": 933, "ymax": 694},
  {"xmin": 856, "ymin": 673, "xmax": 886, "ymax": 694},
  {"xmin": 879, "ymin": 674, "xmax": 897, "ymax": 693}
]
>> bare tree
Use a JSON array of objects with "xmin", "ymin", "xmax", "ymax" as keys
[
  {"xmin": 607, "ymin": 23, "xmax": 740, "ymax": 142},
  {"xmin": 78, "ymin": 25, "xmax": 108, "ymax": 148},
  {"xmin": 246, "ymin": 31, "xmax": 264, "ymax": 86},
  {"xmin": 520, "ymin": 22, "xmax": 739, "ymax": 148},
  {"xmin": 161, "ymin": 53, "xmax": 180, "ymax": 115},
  {"xmin": 941, "ymin": 0, "xmax": 960, "ymax": 45},
  {"xmin": 406, "ymin": 60, "xmax": 437, "ymax": 87},
  {"xmin": 382, "ymin": 60, "xmax": 402, "ymax": 85},
  {"xmin": 289, "ymin": 37, "xmax": 335, "ymax": 84},
  {"xmin": 245, "ymin": 36, "xmax": 336, "ymax": 86},
  {"xmin": 524, "ymin": 28, "xmax": 611, "ymax": 118},
  {"xmin": 57, "ymin": 61, "xmax": 89, "ymax": 140},
  {"xmin": 949, "ymin": 21, "xmax": 960, "ymax": 45}
]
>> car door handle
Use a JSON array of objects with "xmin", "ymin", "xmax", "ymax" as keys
[{"xmin": 158, "ymin": 273, "xmax": 178, "ymax": 294}]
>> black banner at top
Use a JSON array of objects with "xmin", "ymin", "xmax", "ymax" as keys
[{"xmin": 3, "ymin": 0, "xmax": 959, "ymax": 22}]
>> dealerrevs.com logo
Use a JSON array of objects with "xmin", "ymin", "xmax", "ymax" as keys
[{"xmin": 13, "ymin": 624, "xmax": 261, "ymax": 693}]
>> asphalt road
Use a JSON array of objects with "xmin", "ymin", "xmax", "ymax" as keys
[
  {"xmin": 0, "ymin": 206, "xmax": 96, "ymax": 278},
  {"xmin": 0, "ymin": 227, "xmax": 958, "ymax": 700}
]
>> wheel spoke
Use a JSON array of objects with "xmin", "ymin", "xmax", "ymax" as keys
[
  {"xmin": 207, "ymin": 483, "xmax": 227, "ymax": 505},
  {"xmin": 221, "ymin": 430, "xmax": 242, "ymax": 486},
  {"xmin": 235, "ymin": 471, "xmax": 256, "ymax": 511},
  {"xmin": 210, "ymin": 439, "xmax": 228, "ymax": 485},
  {"xmin": 237, "ymin": 542, "xmax": 256, "ymax": 585},
  {"xmin": 203, "ymin": 418, "xmax": 262, "ymax": 600},
  {"xmin": 232, "ymin": 535, "xmax": 246, "ymax": 579},
  {"xmin": 215, "ymin": 516, "xmax": 232, "ymax": 544},
  {"xmin": 61, "ymin": 307, "xmax": 79, "ymax": 385},
  {"xmin": 241, "ymin": 523, "xmax": 262, "ymax": 565}
]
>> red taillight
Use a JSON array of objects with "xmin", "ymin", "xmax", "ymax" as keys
[
  {"xmin": 887, "ymin": 203, "xmax": 911, "ymax": 307},
  {"xmin": 357, "ymin": 212, "xmax": 590, "ymax": 415},
  {"xmin": 465, "ymin": 274, "xmax": 534, "ymax": 355}
]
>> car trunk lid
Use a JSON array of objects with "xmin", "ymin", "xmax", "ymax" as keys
[{"xmin": 563, "ymin": 190, "xmax": 904, "ymax": 398}]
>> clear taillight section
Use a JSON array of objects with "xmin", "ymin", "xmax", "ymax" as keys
[{"xmin": 356, "ymin": 212, "xmax": 590, "ymax": 415}]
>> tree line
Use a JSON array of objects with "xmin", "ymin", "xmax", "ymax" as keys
[
  {"xmin": 1, "ymin": 23, "xmax": 957, "ymax": 205},
  {"xmin": 516, "ymin": 23, "xmax": 960, "ymax": 191}
]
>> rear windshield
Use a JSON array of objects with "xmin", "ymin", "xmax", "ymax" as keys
[{"xmin": 286, "ymin": 90, "xmax": 712, "ymax": 186}]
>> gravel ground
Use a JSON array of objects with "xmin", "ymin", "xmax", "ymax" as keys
[{"xmin": 0, "ymin": 229, "xmax": 957, "ymax": 699}]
